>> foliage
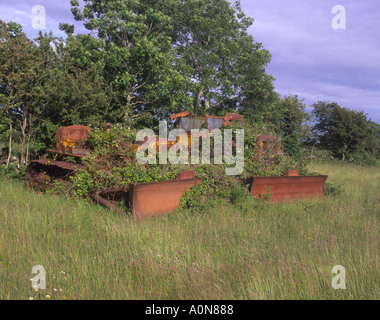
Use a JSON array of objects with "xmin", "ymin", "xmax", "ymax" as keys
[
  {"xmin": 0, "ymin": 163, "xmax": 25, "ymax": 179},
  {"xmin": 172, "ymin": 0, "xmax": 275, "ymax": 118},
  {"xmin": 66, "ymin": 0, "xmax": 190, "ymax": 128},
  {"xmin": 275, "ymin": 95, "xmax": 310, "ymax": 158},
  {"xmin": 28, "ymin": 120, "xmax": 58, "ymax": 158},
  {"xmin": 178, "ymin": 164, "xmax": 250, "ymax": 211},
  {"xmin": 70, "ymin": 124, "xmax": 188, "ymax": 197},
  {"xmin": 324, "ymin": 182, "xmax": 344, "ymax": 197},
  {"xmin": 310, "ymin": 101, "xmax": 372, "ymax": 161},
  {"xmin": 0, "ymin": 21, "xmax": 43, "ymax": 166}
]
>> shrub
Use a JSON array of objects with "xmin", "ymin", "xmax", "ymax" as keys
[{"xmin": 324, "ymin": 182, "xmax": 344, "ymax": 197}]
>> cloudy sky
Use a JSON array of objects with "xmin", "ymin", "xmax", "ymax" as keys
[{"xmin": 1, "ymin": 0, "xmax": 379, "ymax": 123}]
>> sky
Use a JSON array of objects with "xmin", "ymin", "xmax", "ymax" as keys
[{"xmin": 0, "ymin": 0, "xmax": 379, "ymax": 123}]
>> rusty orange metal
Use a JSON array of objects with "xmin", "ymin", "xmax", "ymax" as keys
[
  {"xmin": 25, "ymin": 125, "xmax": 92, "ymax": 191},
  {"xmin": 223, "ymin": 112, "xmax": 244, "ymax": 126},
  {"xmin": 170, "ymin": 111, "xmax": 190, "ymax": 120},
  {"xmin": 91, "ymin": 171, "xmax": 201, "ymax": 219},
  {"xmin": 25, "ymin": 160, "xmax": 86, "ymax": 190},
  {"xmin": 252, "ymin": 135, "xmax": 282, "ymax": 160},
  {"xmin": 128, "ymin": 171, "xmax": 202, "ymax": 219},
  {"xmin": 285, "ymin": 169, "xmax": 300, "ymax": 176},
  {"xmin": 250, "ymin": 170, "xmax": 328, "ymax": 202},
  {"xmin": 91, "ymin": 186, "xmax": 129, "ymax": 216},
  {"xmin": 52, "ymin": 125, "xmax": 92, "ymax": 156}
]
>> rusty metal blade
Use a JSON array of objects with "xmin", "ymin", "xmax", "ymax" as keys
[
  {"xmin": 129, "ymin": 176, "xmax": 202, "ymax": 219},
  {"xmin": 251, "ymin": 175, "xmax": 328, "ymax": 202}
]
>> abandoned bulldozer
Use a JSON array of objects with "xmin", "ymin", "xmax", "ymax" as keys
[
  {"xmin": 25, "ymin": 112, "xmax": 327, "ymax": 219},
  {"xmin": 169, "ymin": 111, "xmax": 282, "ymax": 160},
  {"xmin": 25, "ymin": 125, "xmax": 93, "ymax": 190}
]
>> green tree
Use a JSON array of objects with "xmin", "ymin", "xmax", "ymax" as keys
[
  {"xmin": 364, "ymin": 121, "xmax": 380, "ymax": 158},
  {"xmin": 311, "ymin": 101, "xmax": 370, "ymax": 161},
  {"xmin": 275, "ymin": 95, "xmax": 310, "ymax": 157},
  {"xmin": 173, "ymin": 0, "xmax": 276, "ymax": 119},
  {"xmin": 66, "ymin": 0, "xmax": 189, "ymax": 128},
  {"xmin": 0, "ymin": 21, "xmax": 42, "ymax": 167},
  {"xmin": 41, "ymin": 43, "xmax": 111, "ymax": 127}
]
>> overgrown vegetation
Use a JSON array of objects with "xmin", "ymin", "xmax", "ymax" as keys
[{"xmin": 53, "ymin": 122, "xmax": 309, "ymax": 209}]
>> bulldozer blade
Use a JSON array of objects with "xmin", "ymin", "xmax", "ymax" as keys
[
  {"xmin": 129, "ymin": 172, "xmax": 201, "ymax": 219},
  {"xmin": 251, "ymin": 175, "xmax": 328, "ymax": 202}
]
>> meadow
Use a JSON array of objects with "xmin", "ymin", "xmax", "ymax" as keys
[{"xmin": 0, "ymin": 162, "xmax": 379, "ymax": 300}]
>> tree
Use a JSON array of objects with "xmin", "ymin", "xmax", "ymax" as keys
[
  {"xmin": 311, "ymin": 101, "xmax": 370, "ymax": 161},
  {"xmin": 66, "ymin": 0, "xmax": 190, "ymax": 128},
  {"xmin": 40, "ymin": 35, "xmax": 111, "ymax": 127},
  {"xmin": 275, "ymin": 95, "xmax": 310, "ymax": 157},
  {"xmin": 65, "ymin": 0, "xmax": 276, "ymax": 126},
  {"xmin": 0, "ymin": 21, "xmax": 42, "ymax": 167},
  {"xmin": 366, "ymin": 121, "xmax": 380, "ymax": 157},
  {"xmin": 172, "ymin": 0, "xmax": 276, "ymax": 119}
]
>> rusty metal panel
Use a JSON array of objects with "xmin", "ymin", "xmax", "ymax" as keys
[
  {"xmin": 55, "ymin": 125, "xmax": 92, "ymax": 153},
  {"xmin": 285, "ymin": 169, "xmax": 300, "ymax": 176},
  {"xmin": 175, "ymin": 170, "xmax": 196, "ymax": 180},
  {"xmin": 25, "ymin": 160, "xmax": 86, "ymax": 190},
  {"xmin": 253, "ymin": 135, "xmax": 282, "ymax": 160},
  {"xmin": 30, "ymin": 159, "xmax": 86, "ymax": 171},
  {"xmin": 170, "ymin": 111, "xmax": 190, "ymax": 120},
  {"xmin": 129, "ymin": 176, "xmax": 202, "ymax": 219},
  {"xmin": 251, "ymin": 175, "xmax": 328, "ymax": 202}
]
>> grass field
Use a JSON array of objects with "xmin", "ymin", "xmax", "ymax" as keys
[{"xmin": 0, "ymin": 162, "xmax": 379, "ymax": 300}]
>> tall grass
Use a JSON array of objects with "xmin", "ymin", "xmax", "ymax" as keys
[{"xmin": 0, "ymin": 162, "xmax": 379, "ymax": 300}]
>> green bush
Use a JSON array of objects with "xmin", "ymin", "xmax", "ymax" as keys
[
  {"xmin": 0, "ymin": 163, "xmax": 26, "ymax": 180},
  {"xmin": 324, "ymin": 182, "xmax": 344, "ymax": 197}
]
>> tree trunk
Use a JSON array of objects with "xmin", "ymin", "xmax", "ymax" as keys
[
  {"xmin": 204, "ymin": 95, "xmax": 210, "ymax": 115},
  {"xmin": 124, "ymin": 95, "xmax": 133, "ymax": 126},
  {"xmin": 19, "ymin": 114, "xmax": 27, "ymax": 167},
  {"xmin": 196, "ymin": 89, "xmax": 204, "ymax": 111},
  {"xmin": 25, "ymin": 117, "xmax": 34, "ymax": 164},
  {"xmin": 5, "ymin": 123, "xmax": 12, "ymax": 169},
  {"xmin": 341, "ymin": 144, "xmax": 348, "ymax": 162},
  {"xmin": 25, "ymin": 129, "xmax": 32, "ymax": 165}
]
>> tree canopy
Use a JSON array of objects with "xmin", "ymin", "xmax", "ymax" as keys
[{"xmin": 311, "ymin": 101, "xmax": 374, "ymax": 161}]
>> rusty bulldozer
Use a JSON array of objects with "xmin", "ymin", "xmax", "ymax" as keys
[{"xmin": 25, "ymin": 112, "xmax": 327, "ymax": 219}]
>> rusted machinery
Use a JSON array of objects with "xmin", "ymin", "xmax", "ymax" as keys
[
  {"xmin": 25, "ymin": 113, "xmax": 328, "ymax": 219},
  {"xmin": 170, "ymin": 111, "xmax": 244, "ymax": 130},
  {"xmin": 25, "ymin": 125, "xmax": 92, "ymax": 190},
  {"xmin": 170, "ymin": 111, "xmax": 282, "ymax": 159},
  {"xmin": 24, "ymin": 123, "xmax": 203, "ymax": 218}
]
